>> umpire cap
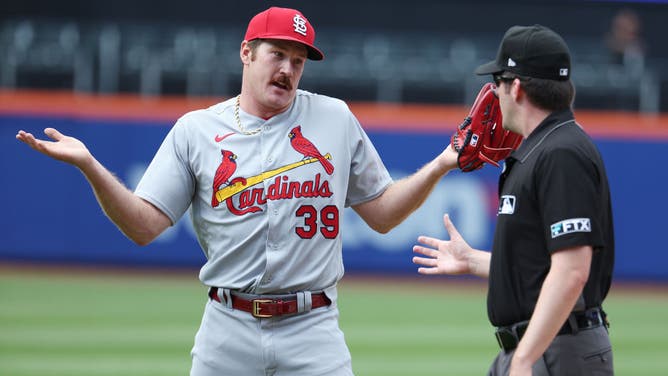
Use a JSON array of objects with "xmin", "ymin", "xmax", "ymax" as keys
[{"xmin": 475, "ymin": 25, "xmax": 571, "ymax": 80}]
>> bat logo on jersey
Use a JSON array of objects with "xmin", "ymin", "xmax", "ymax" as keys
[
  {"xmin": 210, "ymin": 127, "xmax": 335, "ymax": 214},
  {"xmin": 288, "ymin": 126, "xmax": 334, "ymax": 175}
]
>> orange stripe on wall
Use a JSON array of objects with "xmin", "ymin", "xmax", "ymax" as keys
[
  {"xmin": 0, "ymin": 90, "xmax": 212, "ymax": 123},
  {"xmin": 2, "ymin": 90, "xmax": 668, "ymax": 138}
]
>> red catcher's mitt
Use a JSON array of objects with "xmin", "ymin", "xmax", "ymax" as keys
[{"xmin": 451, "ymin": 83, "xmax": 522, "ymax": 172}]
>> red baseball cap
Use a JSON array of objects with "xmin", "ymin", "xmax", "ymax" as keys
[{"xmin": 244, "ymin": 7, "xmax": 324, "ymax": 61}]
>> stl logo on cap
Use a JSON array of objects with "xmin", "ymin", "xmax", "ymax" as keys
[
  {"xmin": 244, "ymin": 7, "xmax": 324, "ymax": 60},
  {"xmin": 293, "ymin": 14, "xmax": 308, "ymax": 36}
]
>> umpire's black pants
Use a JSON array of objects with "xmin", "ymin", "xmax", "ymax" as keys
[{"xmin": 487, "ymin": 325, "xmax": 613, "ymax": 375}]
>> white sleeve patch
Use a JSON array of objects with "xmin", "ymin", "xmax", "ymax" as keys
[{"xmin": 550, "ymin": 218, "xmax": 591, "ymax": 238}]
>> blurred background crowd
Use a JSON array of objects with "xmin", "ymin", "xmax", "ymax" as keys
[{"xmin": 1, "ymin": 0, "xmax": 666, "ymax": 113}]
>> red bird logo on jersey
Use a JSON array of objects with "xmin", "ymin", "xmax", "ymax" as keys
[
  {"xmin": 288, "ymin": 126, "xmax": 334, "ymax": 175},
  {"xmin": 211, "ymin": 150, "xmax": 238, "ymax": 207}
]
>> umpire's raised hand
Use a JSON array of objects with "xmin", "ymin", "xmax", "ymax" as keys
[{"xmin": 412, "ymin": 214, "xmax": 491, "ymax": 278}]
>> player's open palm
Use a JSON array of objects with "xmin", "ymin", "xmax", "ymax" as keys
[
  {"xmin": 16, "ymin": 128, "xmax": 92, "ymax": 167},
  {"xmin": 413, "ymin": 214, "xmax": 473, "ymax": 275}
]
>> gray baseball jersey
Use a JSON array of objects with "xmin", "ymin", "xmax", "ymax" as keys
[{"xmin": 135, "ymin": 90, "xmax": 392, "ymax": 294}]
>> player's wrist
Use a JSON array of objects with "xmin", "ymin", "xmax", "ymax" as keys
[
  {"xmin": 444, "ymin": 145, "xmax": 459, "ymax": 169},
  {"xmin": 75, "ymin": 153, "xmax": 100, "ymax": 176},
  {"xmin": 436, "ymin": 146, "xmax": 458, "ymax": 174}
]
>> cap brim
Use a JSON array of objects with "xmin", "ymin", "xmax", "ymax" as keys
[
  {"xmin": 305, "ymin": 46, "xmax": 324, "ymax": 61},
  {"xmin": 475, "ymin": 60, "xmax": 502, "ymax": 75},
  {"xmin": 256, "ymin": 35, "xmax": 324, "ymax": 60}
]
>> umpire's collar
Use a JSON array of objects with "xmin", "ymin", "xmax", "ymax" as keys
[{"xmin": 509, "ymin": 109, "xmax": 576, "ymax": 164}]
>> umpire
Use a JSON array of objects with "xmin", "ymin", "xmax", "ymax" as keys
[{"xmin": 413, "ymin": 25, "xmax": 615, "ymax": 375}]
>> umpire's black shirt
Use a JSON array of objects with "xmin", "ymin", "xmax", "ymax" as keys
[{"xmin": 487, "ymin": 109, "xmax": 615, "ymax": 327}]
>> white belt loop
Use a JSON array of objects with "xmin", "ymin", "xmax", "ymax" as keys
[
  {"xmin": 296, "ymin": 291, "xmax": 313, "ymax": 313},
  {"xmin": 304, "ymin": 291, "xmax": 312, "ymax": 312},
  {"xmin": 219, "ymin": 288, "xmax": 233, "ymax": 309},
  {"xmin": 297, "ymin": 292, "xmax": 304, "ymax": 313}
]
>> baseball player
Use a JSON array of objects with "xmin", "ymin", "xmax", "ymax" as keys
[
  {"xmin": 16, "ymin": 7, "xmax": 459, "ymax": 375},
  {"xmin": 413, "ymin": 25, "xmax": 615, "ymax": 375}
]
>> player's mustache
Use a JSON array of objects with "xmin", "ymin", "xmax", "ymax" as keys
[{"xmin": 272, "ymin": 76, "xmax": 292, "ymax": 90}]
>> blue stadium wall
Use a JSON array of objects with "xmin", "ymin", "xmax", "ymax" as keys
[{"xmin": 1, "ymin": 95, "xmax": 667, "ymax": 282}]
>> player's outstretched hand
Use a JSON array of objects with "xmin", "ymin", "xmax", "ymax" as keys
[
  {"xmin": 16, "ymin": 128, "xmax": 92, "ymax": 167},
  {"xmin": 413, "ymin": 214, "xmax": 473, "ymax": 275}
]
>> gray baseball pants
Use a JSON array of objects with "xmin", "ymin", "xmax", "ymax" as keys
[{"xmin": 190, "ymin": 294, "xmax": 354, "ymax": 376}]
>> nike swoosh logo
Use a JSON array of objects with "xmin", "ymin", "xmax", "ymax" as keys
[{"xmin": 215, "ymin": 134, "xmax": 232, "ymax": 142}]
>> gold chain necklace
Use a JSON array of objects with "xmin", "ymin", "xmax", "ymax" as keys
[{"xmin": 234, "ymin": 95, "xmax": 262, "ymax": 136}]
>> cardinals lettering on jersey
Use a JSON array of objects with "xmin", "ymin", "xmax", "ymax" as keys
[
  {"xmin": 211, "ymin": 125, "xmax": 336, "ymax": 211},
  {"xmin": 288, "ymin": 126, "xmax": 334, "ymax": 175}
]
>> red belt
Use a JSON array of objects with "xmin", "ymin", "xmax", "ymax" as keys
[{"xmin": 209, "ymin": 287, "xmax": 331, "ymax": 318}]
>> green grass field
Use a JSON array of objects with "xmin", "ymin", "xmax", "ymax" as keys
[{"xmin": 1, "ymin": 266, "xmax": 667, "ymax": 375}]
